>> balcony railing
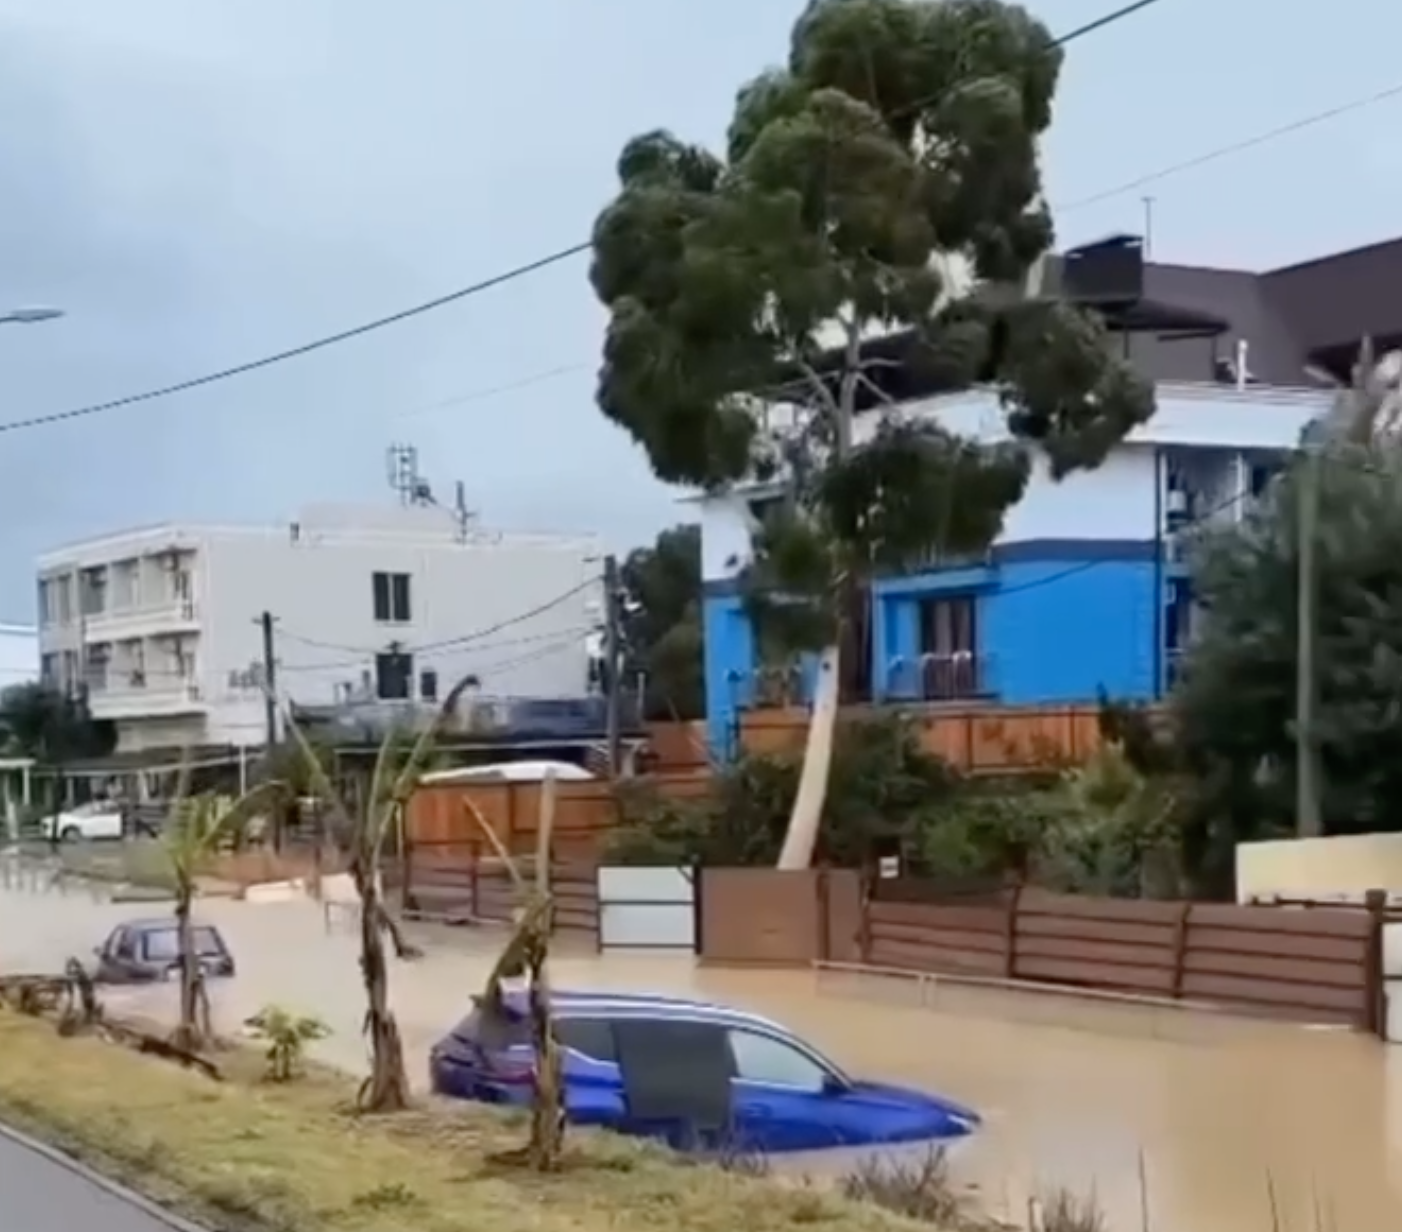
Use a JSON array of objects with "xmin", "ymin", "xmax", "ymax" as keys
[{"xmin": 885, "ymin": 652, "xmax": 989, "ymax": 702}]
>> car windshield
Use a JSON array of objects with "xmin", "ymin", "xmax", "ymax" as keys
[{"xmin": 140, "ymin": 927, "xmax": 225, "ymax": 963}]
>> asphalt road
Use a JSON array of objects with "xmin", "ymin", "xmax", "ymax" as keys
[{"xmin": 0, "ymin": 1124, "xmax": 196, "ymax": 1232}]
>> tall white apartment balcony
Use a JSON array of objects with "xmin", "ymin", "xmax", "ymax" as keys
[
  {"xmin": 86, "ymin": 676, "xmax": 205, "ymax": 721},
  {"xmin": 82, "ymin": 597, "xmax": 200, "ymax": 643}
]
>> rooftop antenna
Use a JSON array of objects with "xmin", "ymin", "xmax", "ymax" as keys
[
  {"xmin": 1142, "ymin": 196, "xmax": 1155, "ymax": 259},
  {"xmin": 385, "ymin": 443, "xmax": 435, "ymax": 506},
  {"xmin": 452, "ymin": 480, "xmax": 477, "ymax": 542}
]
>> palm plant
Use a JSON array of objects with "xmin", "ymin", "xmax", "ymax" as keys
[
  {"xmin": 276, "ymin": 686, "xmax": 474, "ymax": 1112},
  {"xmin": 162, "ymin": 768, "xmax": 279, "ymax": 1051},
  {"xmin": 244, "ymin": 1004, "xmax": 331, "ymax": 1081},
  {"xmin": 465, "ymin": 770, "xmax": 562, "ymax": 1169}
]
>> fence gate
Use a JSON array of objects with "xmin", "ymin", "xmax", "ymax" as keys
[{"xmin": 597, "ymin": 866, "xmax": 695, "ymax": 952}]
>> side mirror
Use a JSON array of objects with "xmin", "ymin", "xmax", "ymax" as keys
[{"xmin": 822, "ymin": 1074, "xmax": 849, "ymax": 1097}]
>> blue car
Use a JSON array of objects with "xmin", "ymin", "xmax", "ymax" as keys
[{"xmin": 429, "ymin": 989, "xmax": 979, "ymax": 1153}]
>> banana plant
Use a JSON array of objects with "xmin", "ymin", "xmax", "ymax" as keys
[
  {"xmin": 464, "ymin": 770, "xmax": 562, "ymax": 1169},
  {"xmin": 162, "ymin": 761, "xmax": 280, "ymax": 1051},
  {"xmin": 274, "ymin": 679, "xmax": 477, "ymax": 1112}
]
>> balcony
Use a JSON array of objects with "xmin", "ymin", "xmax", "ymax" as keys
[
  {"xmin": 86, "ymin": 676, "xmax": 205, "ymax": 721},
  {"xmin": 883, "ymin": 653, "xmax": 992, "ymax": 703},
  {"xmin": 82, "ymin": 598, "xmax": 199, "ymax": 642}
]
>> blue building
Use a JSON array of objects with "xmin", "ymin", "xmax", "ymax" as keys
[{"xmin": 691, "ymin": 232, "xmax": 1400, "ymax": 757}]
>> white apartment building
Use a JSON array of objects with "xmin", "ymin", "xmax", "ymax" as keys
[{"xmin": 36, "ymin": 503, "xmax": 602, "ymax": 754}]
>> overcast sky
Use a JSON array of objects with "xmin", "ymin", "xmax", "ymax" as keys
[{"xmin": 0, "ymin": 0, "xmax": 1400, "ymax": 624}]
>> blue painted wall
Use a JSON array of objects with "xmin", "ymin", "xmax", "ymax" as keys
[{"xmin": 703, "ymin": 540, "xmax": 1160, "ymax": 757}]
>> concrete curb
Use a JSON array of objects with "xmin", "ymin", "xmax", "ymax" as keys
[{"xmin": 0, "ymin": 1117, "xmax": 211, "ymax": 1232}]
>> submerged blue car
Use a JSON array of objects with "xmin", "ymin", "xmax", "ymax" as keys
[{"xmin": 429, "ymin": 989, "xmax": 979, "ymax": 1153}]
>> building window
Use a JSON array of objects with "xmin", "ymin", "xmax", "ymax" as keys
[
  {"xmin": 917, "ymin": 595, "xmax": 979, "ymax": 699},
  {"xmin": 372, "ymin": 571, "xmax": 412, "ymax": 623},
  {"xmin": 419, "ymin": 668, "xmax": 438, "ymax": 702},
  {"xmin": 79, "ymin": 567, "xmax": 108, "ymax": 617},
  {"xmin": 375, "ymin": 650, "xmax": 413, "ymax": 700}
]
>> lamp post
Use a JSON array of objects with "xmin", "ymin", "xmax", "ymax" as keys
[{"xmin": 0, "ymin": 307, "xmax": 63, "ymax": 326}]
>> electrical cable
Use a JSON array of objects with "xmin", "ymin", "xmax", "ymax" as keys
[
  {"xmin": 0, "ymin": 0, "xmax": 1165, "ymax": 438},
  {"xmin": 1058, "ymin": 78, "xmax": 1402, "ymax": 215},
  {"xmin": 0, "ymin": 242, "xmax": 590, "ymax": 436}
]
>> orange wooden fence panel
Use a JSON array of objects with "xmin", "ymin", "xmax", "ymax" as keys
[
  {"xmin": 739, "ymin": 704, "xmax": 1114, "ymax": 772},
  {"xmin": 404, "ymin": 772, "xmax": 712, "ymax": 854}
]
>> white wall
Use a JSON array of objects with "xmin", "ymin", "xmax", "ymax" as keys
[
  {"xmin": 36, "ymin": 504, "xmax": 603, "ymax": 749},
  {"xmin": 694, "ymin": 382, "xmax": 1329, "ymax": 582},
  {"xmin": 197, "ymin": 519, "xmax": 601, "ymax": 744}
]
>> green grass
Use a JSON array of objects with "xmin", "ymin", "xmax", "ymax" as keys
[{"xmin": 0, "ymin": 1011, "xmax": 952, "ymax": 1232}]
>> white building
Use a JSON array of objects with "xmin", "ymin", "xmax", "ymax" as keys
[
  {"xmin": 36, "ymin": 503, "xmax": 602, "ymax": 754},
  {"xmin": 0, "ymin": 623, "xmax": 37, "ymax": 691}
]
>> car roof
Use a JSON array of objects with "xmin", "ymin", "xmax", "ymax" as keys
[
  {"xmin": 490, "ymin": 988, "xmax": 789, "ymax": 1035},
  {"xmin": 120, "ymin": 918, "xmax": 221, "ymax": 932}
]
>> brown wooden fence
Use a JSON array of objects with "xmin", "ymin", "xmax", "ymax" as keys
[
  {"xmin": 404, "ymin": 771, "xmax": 712, "ymax": 856},
  {"xmin": 387, "ymin": 846, "xmax": 600, "ymax": 944},
  {"xmin": 740, "ymin": 704, "xmax": 1113, "ymax": 772},
  {"xmin": 696, "ymin": 869, "xmax": 1387, "ymax": 1032}
]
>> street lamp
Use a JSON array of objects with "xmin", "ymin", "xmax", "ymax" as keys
[{"xmin": 0, "ymin": 307, "xmax": 63, "ymax": 325}]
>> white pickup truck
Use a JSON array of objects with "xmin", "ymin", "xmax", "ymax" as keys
[{"xmin": 44, "ymin": 801, "xmax": 125, "ymax": 842}]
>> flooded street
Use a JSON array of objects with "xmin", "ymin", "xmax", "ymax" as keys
[{"xmin": 4, "ymin": 871, "xmax": 1401, "ymax": 1230}]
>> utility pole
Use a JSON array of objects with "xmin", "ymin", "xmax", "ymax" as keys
[
  {"xmin": 602, "ymin": 555, "xmax": 624, "ymax": 777},
  {"xmin": 1142, "ymin": 196, "xmax": 1155, "ymax": 258},
  {"xmin": 258, "ymin": 611, "xmax": 279, "ymax": 748},
  {"xmin": 1295, "ymin": 444, "xmax": 1322, "ymax": 838}
]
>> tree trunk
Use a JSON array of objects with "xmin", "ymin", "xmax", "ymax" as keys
[
  {"xmin": 776, "ymin": 641, "xmax": 840, "ymax": 870},
  {"xmin": 355, "ymin": 866, "xmax": 410, "ymax": 1112},
  {"xmin": 172, "ymin": 885, "xmax": 202, "ymax": 1051}
]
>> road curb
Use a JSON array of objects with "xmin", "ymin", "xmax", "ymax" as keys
[{"xmin": 0, "ymin": 1117, "xmax": 211, "ymax": 1232}]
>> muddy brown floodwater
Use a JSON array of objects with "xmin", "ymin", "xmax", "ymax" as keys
[{"xmin": 5, "ymin": 875, "xmax": 1402, "ymax": 1231}]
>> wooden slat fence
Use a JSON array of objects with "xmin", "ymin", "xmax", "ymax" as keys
[
  {"xmin": 861, "ymin": 885, "xmax": 1383, "ymax": 1030},
  {"xmin": 390, "ymin": 844, "xmax": 600, "ymax": 944}
]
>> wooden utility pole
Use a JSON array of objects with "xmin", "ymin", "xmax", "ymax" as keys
[{"xmin": 602, "ymin": 555, "xmax": 623, "ymax": 776}]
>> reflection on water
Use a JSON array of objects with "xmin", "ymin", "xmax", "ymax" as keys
[{"xmin": 2, "ymin": 873, "xmax": 1400, "ymax": 1230}]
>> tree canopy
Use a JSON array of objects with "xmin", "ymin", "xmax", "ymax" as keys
[
  {"xmin": 0, "ymin": 682, "xmax": 114, "ymax": 764},
  {"xmin": 620, "ymin": 524, "xmax": 704, "ymax": 721},
  {"xmin": 591, "ymin": 0, "xmax": 1155, "ymax": 645},
  {"xmin": 590, "ymin": 0, "xmax": 1156, "ymax": 866},
  {"xmin": 1173, "ymin": 444, "xmax": 1402, "ymax": 844}
]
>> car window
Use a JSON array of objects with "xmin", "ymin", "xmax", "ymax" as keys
[
  {"xmin": 554, "ymin": 1017, "xmax": 617, "ymax": 1062},
  {"xmin": 140, "ymin": 927, "xmax": 224, "ymax": 963},
  {"xmin": 727, "ymin": 1028, "xmax": 830, "ymax": 1092}
]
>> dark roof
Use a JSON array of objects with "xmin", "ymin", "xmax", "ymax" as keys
[{"xmin": 804, "ymin": 232, "xmax": 1402, "ymax": 401}]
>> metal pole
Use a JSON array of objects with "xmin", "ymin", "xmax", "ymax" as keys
[
  {"xmin": 1296, "ymin": 446, "xmax": 1322, "ymax": 837},
  {"xmin": 603, "ymin": 555, "xmax": 623, "ymax": 776},
  {"xmin": 259, "ymin": 611, "xmax": 279, "ymax": 748}
]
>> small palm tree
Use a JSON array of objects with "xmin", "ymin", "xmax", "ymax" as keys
[
  {"xmin": 467, "ymin": 770, "xmax": 562, "ymax": 1169},
  {"xmin": 162, "ymin": 769, "xmax": 279, "ymax": 1052},
  {"xmin": 276, "ymin": 686, "xmax": 475, "ymax": 1112},
  {"xmin": 244, "ymin": 1004, "xmax": 330, "ymax": 1081}
]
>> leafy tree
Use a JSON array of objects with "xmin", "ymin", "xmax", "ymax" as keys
[
  {"xmin": 1170, "ymin": 345, "xmax": 1402, "ymax": 883},
  {"xmin": 590, "ymin": 0, "xmax": 1154, "ymax": 869},
  {"xmin": 0, "ymin": 682, "xmax": 114, "ymax": 772},
  {"xmin": 620, "ymin": 524, "xmax": 705, "ymax": 720}
]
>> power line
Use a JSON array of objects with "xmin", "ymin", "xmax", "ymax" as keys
[
  {"xmin": 394, "ymin": 363, "xmax": 588, "ymax": 422},
  {"xmin": 277, "ymin": 622, "xmax": 598, "ymax": 673},
  {"xmin": 274, "ymin": 575, "xmax": 600, "ymax": 669},
  {"xmin": 0, "ymin": 0, "xmax": 1163, "ymax": 440},
  {"xmin": 1058, "ymin": 78, "xmax": 1402, "ymax": 215},
  {"xmin": 0, "ymin": 241, "xmax": 590, "ymax": 436}
]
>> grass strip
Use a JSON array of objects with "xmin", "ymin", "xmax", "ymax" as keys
[{"xmin": 0, "ymin": 1011, "xmax": 935, "ymax": 1232}]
